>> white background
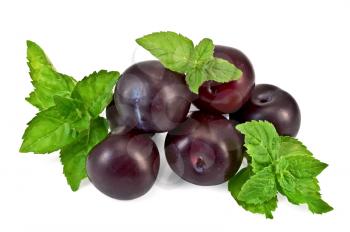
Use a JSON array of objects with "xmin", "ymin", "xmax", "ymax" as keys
[{"xmin": 0, "ymin": 0, "xmax": 349, "ymax": 231}]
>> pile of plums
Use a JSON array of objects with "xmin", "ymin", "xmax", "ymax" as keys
[{"xmin": 86, "ymin": 45, "xmax": 301, "ymax": 200}]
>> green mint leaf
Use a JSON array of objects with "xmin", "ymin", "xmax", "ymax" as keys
[
  {"xmin": 277, "ymin": 172, "xmax": 319, "ymax": 204},
  {"xmin": 185, "ymin": 68, "xmax": 206, "ymax": 93},
  {"xmin": 72, "ymin": 70, "xmax": 119, "ymax": 118},
  {"xmin": 136, "ymin": 31, "xmax": 194, "ymax": 73},
  {"xmin": 280, "ymin": 136, "xmax": 312, "ymax": 157},
  {"xmin": 228, "ymin": 167, "xmax": 277, "ymax": 219},
  {"xmin": 277, "ymin": 154, "xmax": 328, "ymax": 178},
  {"xmin": 60, "ymin": 117, "xmax": 108, "ymax": 191},
  {"xmin": 238, "ymin": 165, "xmax": 277, "ymax": 204},
  {"xmin": 26, "ymin": 40, "xmax": 53, "ymax": 70},
  {"xmin": 205, "ymin": 58, "xmax": 242, "ymax": 82},
  {"xmin": 20, "ymin": 109, "xmax": 77, "ymax": 154},
  {"xmin": 277, "ymin": 172, "xmax": 333, "ymax": 214},
  {"xmin": 307, "ymin": 197, "xmax": 334, "ymax": 214},
  {"xmin": 20, "ymin": 97, "xmax": 90, "ymax": 154},
  {"xmin": 194, "ymin": 38, "xmax": 214, "ymax": 65},
  {"xmin": 242, "ymin": 197, "xmax": 277, "ymax": 219},
  {"xmin": 137, "ymin": 31, "xmax": 243, "ymax": 94},
  {"xmin": 236, "ymin": 121, "xmax": 280, "ymax": 173},
  {"xmin": 26, "ymin": 41, "xmax": 76, "ymax": 110},
  {"xmin": 186, "ymin": 58, "xmax": 242, "ymax": 94}
]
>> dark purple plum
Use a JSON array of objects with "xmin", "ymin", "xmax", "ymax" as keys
[
  {"xmin": 165, "ymin": 111, "xmax": 243, "ymax": 186},
  {"xmin": 114, "ymin": 61, "xmax": 194, "ymax": 133},
  {"xmin": 86, "ymin": 132, "xmax": 160, "ymax": 200},
  {"xmin": 106, "ymin": 100, "xmax": 154, "ymax": 136},
  {"xmin": 193, "ymin": 45, "xmax": 255, "ymax": 114},
  {"xmin": 230, "ymin": 84, "xmax": 301, "ymax": 136}
]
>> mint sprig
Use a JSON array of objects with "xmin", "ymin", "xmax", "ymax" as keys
[
  {"xmin": 136, "ymin": 31, "xmax": 242, "ymax": 93},
  {"xmin": 20, "ymin": 41, "xmax": 119, "ymax": 191},
  {"xmin": 229, "ymin": 121, "xmax": 333, "ymax": 218}
]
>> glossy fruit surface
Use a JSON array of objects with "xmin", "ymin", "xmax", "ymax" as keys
[
  {"xmin": 165, "ymin": 111, "xmax": 243, "ymax": 186},
  {"xmin": 106, "ymin": 99, "xmax": 154, "ymax": 136},
  {"xmin": 114, "ymin": 60, "xmax": 193, "ymax": 133},
  {"xmin": 106, "ymin": 99, "xmax": 121, "ymax": 131},
  {"xmin": 86, "ymin": 132, "xmax": 160, "ymax": 200},
  {"xmin": 193, "ymin": 45, "xmax": 255, "ymax": 114},
  {"xmin": 230, "ymin": 84, "xmax": 301, "ymax": 136}
]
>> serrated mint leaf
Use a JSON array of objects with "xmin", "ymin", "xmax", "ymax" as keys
[
  {"xmin": 185, "ymin": 68, "xmax": 206, "ymax": 93},
  {"xmin": 26, "ymin": 41, "xmax": 76, "ymax": 110},
  {"xmin": 277, "ymin": 172, "xmax": 332, "ymax": 214},
  {"xmin": 279, "ymin": 136, "xmax": 312, "ymax": 157},
  {"xmin": 21, "ymin": 110, "xmax": 76, "ymax": 153},
  {"xmin": 278, "ymin": 174, "xmax": 320, "ymax": 205},
  {"xmin": 277, "ymin": 154, "xmax": 328, "ymax": 178},
  {"xmin": 194, "ymin": 38, "xmax": 214, "ymax": 65},
  {"xmin": 26, "ymin": 40, "xmax": 54, "ymax": 70},
  {"xmin": 238, "ymin": 165, "xmax": 277, "ymax": 204},
  {"xmin": 307, "ymin": 197, "xmax": 333, "ymax": 214},
  {"xmin": 186, "ymin": 58, "xmax": 243, "ymax": 94},
  {"xmin": 72, "ymin": 70, "xmax": 119, "ymax": 118},
  {"xmin": 228, "ymin": 167, "xmax": 277, "ymax": 219},
  {"xmin": 60, "ymin": 117, "xmax": 108, "ymax": 191},
  {"xmin": 136, "ymin": 31, "xmax": 194, "ymax": 73},
  {"xmin": 236, "ymin": 121, "xmax": 280, "ymax": 173},
  {"xmin": 20, "ymin": 97, "xmax": 90, "ymax": 154},
  {"xmin": 243, "ymin": 197, "xmax": 277, "ymax": 219},
  {"xmin": 204, "ymin": 58, "xmax": 242, "ymax": 82}
]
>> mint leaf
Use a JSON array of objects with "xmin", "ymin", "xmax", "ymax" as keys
[
  {"xmin": 186, "ymin": 58, "xmax": 242, "ymax": 94},
  {"xmin": 136, "ymin": 31, "xmax": 194, "ymax": 73},
  {"xmin": 26, "ymin": 41, "xmax": 76, "ymax": 110},
  {"xmin": 72, "ymin": 70, "xmax": 119, "ymax": 118},
  {"xmin": 185, "ymin": 68, "xmax": 206, "ymax": 93},
  {"xmin": 136, "ymin": 31, "xmax": 242, "ymax": 94},
  {"xmin": 277, "ymin": 172, "xmax": 332, "ymax": 213},
  {"xmin": 277, "ymin": 154, "xmax": 328, "ymax": 178},
  {"xmin": 26, "ymin": 40, "xmax": 53, "ymax": 70},
  {"xmin": 307, "ymin": 197, "xmax": 334, "ymax": 214},
  {"xmin": 20, "ymin": 111, "xmax": 77, "ymax": 153},
  {"xmin": 19, "ymin": 97, "xmax": 90, "ymax": 153},
  {"xmin": 60, "ymin": 117, "xmax": 108, "ymax": 191},
  {"xmin": 280, "ymin": 136, "xmax": 312, "ymax": 157},
  {"xmin": 228, "ymin": 167, "xmax": 277, "ymax": 219},
  {"xmin": 236, "ymin": 121, "xmax": 280, "ymax": 172},
  {"xmin": 238, "ymin": 165, "xmax": 277, "ymax": 204},
  {"xmin": 193, "ymin": 38, "xmax": 214, "ymax": 65},
  {"xmin": 205, "ymin": 58, "xmax": 242, "ymax": 82}
]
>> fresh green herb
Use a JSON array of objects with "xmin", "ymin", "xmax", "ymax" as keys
[
  {"xmin": 228, "ymin": 167, "xmax": 277, "ymax": 219},
  {"xmin": 20, "ymin": 41, "xmax": 119, "ymax": 191},
  {"xmin": 72, "ymin": 70, "xmax": 119, "ymax": 118},
  {"xmin": 228, "ymin": 121, "xmax": 333, "ymax": 218},
  {"xmin": 60, "ymin": 117, "xmax": 108, "ymax": 191},
  {"xmin": 26, "ymin": 41, "xmax": 76, "ymax": 110},
  {"xmin": 136, "ymin": 31, "xmax": 242, "ymax": 93}
]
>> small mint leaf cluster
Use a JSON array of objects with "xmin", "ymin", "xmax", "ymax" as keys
[
  {"xmin": 136, "ymin": 31, "xmax": 242, "ymax": 93},
  {"xmin": 20, "ymin": 41, "xmax": 120, "ymax": 191},
  {"xmin": 228, "ymin": 121, "xmax": 333, "ymax": 218}
]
